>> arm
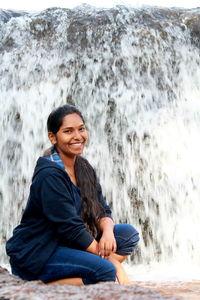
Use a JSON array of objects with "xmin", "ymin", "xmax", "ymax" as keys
[
  {"xmin": 98, "ymin": 217, "xmax": 117, "ymax": 258},
  {"xmin": 85, "ymin": 239, "xmax": 99, "ymax": 255},
  {"xmin": 85, "ymin": 218, "xmax": 116, "ymax": 257},
  {"xmin": 40, "ymin": 173, "xmax": 94, "ymax": 250},
  {"xmin": 95, "ymin": 174, "xmax": 116, "ymax": 257},
  {"xmin": 99, "ymin": 216, "xmax": 114, "ymax": 232},
  {"xmin": 85, "ymin": 184, "xmax": 115, "ymax": 257}
]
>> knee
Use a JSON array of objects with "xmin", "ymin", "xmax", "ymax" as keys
[
  {"xmin": 125, "ymin": 224, "xmax": 140, "ymax": 244},
  {"xmin": 114, "ymin": 224, "xmax": 140, "ymax": 255},
  {"xmin": 115, "ymin": 224, "xmax": 140, "ymax": 242}
]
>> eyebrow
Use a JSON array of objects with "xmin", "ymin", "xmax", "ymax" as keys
[{"xmin": 62, "ymin": 124, "xmax": 85, "ymax": 130}]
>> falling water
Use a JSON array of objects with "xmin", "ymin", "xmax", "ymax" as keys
[{"xmin": 0, "ymin": 5, "xmax": 200, "ymax": 280}]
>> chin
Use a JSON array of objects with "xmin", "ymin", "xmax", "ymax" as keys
[{"xmin": 71, "ymin": 150, "xmax": 83, "ymax": 156}]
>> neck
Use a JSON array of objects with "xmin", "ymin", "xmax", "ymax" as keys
[
  {"xmin": 58, "ymin": 152, "xmax": 76, "ymax": 170},
  {"xmin": 58, "ymin": 152, "xmax": 77, "ymax": 185}
]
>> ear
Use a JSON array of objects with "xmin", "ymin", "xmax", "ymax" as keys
[{"xmin": 48, "ymin": 132, "xmax": 57, "ymax": 145}]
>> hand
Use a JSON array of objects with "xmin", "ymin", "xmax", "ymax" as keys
[{"xmin": 98, "ymin": 230, "xmax": 117, "ymax": 258}]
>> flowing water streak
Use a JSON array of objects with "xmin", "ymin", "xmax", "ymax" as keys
[{"xmin": 0, "ymin": 6, "xmax": 200, "ymax": 279}]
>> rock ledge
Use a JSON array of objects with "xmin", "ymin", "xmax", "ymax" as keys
[{"xmin": 0, "ymin": 267, "xmax": 179, "ymax": 300}]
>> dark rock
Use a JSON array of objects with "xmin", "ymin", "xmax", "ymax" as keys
[{"xmin": 185, "ymin": 14, "xmax": 200, "ymax": 46}]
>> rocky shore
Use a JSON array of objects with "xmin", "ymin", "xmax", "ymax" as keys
[{"xmin": 0, "ymin": 267, "xmax": 179, "ymax": 300}]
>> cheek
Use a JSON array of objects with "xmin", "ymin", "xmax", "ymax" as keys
[{"xmin": 84, "ymin": 131, "xmax": 88, "ymax": 141}]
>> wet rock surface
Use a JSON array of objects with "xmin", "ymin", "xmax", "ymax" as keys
[
  {"xmin": 1, "ymin": 5, "xmax": 200, "ymax": 48},
  {"xmin": 0, "ymin": 267, "xmax": 179, "ymax": 300},
  {"xmin": 136, "ymin": 281, "xmax": 200, "ymax": 300}
]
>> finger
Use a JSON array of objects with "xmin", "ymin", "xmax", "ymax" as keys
[
  {"xmin": 99, "ymin": 244, "xmax": 105, "ymax": 258},
  {"xmin": 102, "ymin": 242, "xmax": 109, "ymax": 257},
  {"xmin": 104, "ymin": 246, "xmax": 110, "ymax": 257},
  {"xmin": 113, "ymin": 241, "xmax": 117, "ymax": 253},
  {"xmin": 99, "ymin": 249, "xmax": 104, "ymax": 258},
  {"xmin": 105, "ymin": 242, "xmax": 113, "ymax": 257}
]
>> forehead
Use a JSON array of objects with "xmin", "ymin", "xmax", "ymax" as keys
[{"xmin": 60, "ymin": 113, "xmax": 84, "ymax": 128}]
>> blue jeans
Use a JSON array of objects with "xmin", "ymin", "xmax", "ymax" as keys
[{"xmin": 38, "ymin": 224, "xmax": 139, "ymax": 284}]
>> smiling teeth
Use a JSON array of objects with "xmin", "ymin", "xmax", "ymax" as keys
[{"xmin": 71, "ymin": 143, "xmax": 82, "ymax": 145}]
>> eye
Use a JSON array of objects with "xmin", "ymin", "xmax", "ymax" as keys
[
  {"xmin": 64, "ymin": 130, "xmax": 72, "ymax": 133},
  {"xmin": 79, "ymin": 127, "xmax": 86, "ymax": 131}
]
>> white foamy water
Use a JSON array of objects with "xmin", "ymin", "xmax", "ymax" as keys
[
  {"xmin": 1, "ymin": 0, "xmax": 200, "ymax": 11},
  {"xmin": 125, "ymin": 262, "xmax": 200, "ymax": 282},
  {"xmin": 0, "ymin": 5, "xmax": 200, "ymax": 281}
]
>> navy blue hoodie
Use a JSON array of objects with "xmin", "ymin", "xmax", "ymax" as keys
[{"xmin": 6, "ymin": 157, "xmax": 112, "ymax": 280}]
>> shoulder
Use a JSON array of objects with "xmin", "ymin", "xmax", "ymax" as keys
[{"xmin": 32, "ymin": 157, "xmax": 69, "ymax": 183}]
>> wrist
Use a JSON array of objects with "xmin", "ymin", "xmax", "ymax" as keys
[
  {"xmin": 102, "ymin": 227, "xmax": 114, "ymax": 235},
  {"xmin": 86, "ymin": 239, "xmax": 99, "ymax": 255},
  {"xmin": 99, "ymin": 217, "xmax": 114, "ymax": 233}
]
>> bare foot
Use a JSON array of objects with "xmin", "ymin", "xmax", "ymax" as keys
[
  {"xmin": 46, "ymin": 278, "xmax": 84, "ymax": 286},
  {"xmin": 108, "ymin": 255, "xmax": 132, "ymax": 285}
]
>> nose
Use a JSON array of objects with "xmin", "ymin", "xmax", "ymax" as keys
[{"xmin": 73, "ymin": 130, "xmax": 82, "ymax": 140}]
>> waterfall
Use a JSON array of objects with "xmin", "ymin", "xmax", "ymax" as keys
[{"xmin": 1, "ymin": 5, "xmax": 200, "ymax": 276}]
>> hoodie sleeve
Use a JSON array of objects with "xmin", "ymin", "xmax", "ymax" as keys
[{"xmin": 39, "ymin": 173, "xmax": 94, "ymax": 250}]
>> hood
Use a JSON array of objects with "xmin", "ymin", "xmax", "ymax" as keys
[{"xmin": 32, "ymin": 157, "xmax": 66, "ymax": 180}]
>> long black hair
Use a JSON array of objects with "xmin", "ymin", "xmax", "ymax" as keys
[{"xmin": 47, "ymin": 104, "xmax": 105, "ymax": 237}]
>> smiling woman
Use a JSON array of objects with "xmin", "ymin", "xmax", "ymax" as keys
[
  {"xmin": 6, "ymin": 104, "xmax": 139, "ymax": 286},
  {"xmin": 48, "ymin": 114, "xmax": 88, "ymax": 162}
]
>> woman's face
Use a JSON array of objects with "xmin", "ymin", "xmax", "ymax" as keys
[{"xmin": 48, "ymin": 113, "xmax": 88, "ymax": 158}]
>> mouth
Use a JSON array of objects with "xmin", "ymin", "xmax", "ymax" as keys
[{"xmin": 69, "ymin": 142, "xmax": 84, "ymax": 147}]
